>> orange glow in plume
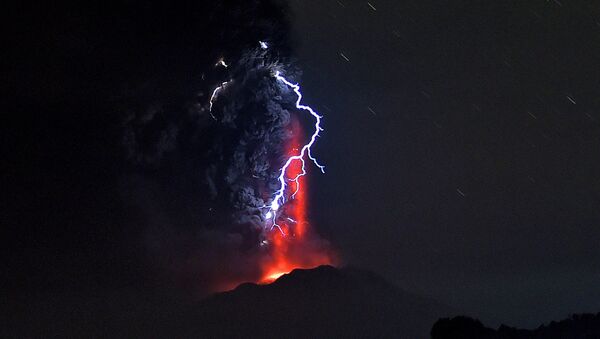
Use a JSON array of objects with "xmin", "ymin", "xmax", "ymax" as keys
[{"xmin": 259, "ymin": 119, "xmax": 336, "ymax": 284}]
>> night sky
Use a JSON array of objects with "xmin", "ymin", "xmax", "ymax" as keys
[
  {"xmin": 4, "ymin": 0, "xmax": 600, "ymax": 333},
  {"xmin": 289, "ymin": 0, "xmax": 600, "ymax": 327}
]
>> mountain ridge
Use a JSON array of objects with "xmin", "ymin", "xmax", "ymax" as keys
[{"xmin": 190, "ymin": 265, "xmax": 453, "ymax": 338}]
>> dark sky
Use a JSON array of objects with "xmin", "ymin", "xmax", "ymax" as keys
[
  {"xmin": 290, "ymin": 0, "xmax": 600, "ymax": 327},
  {"xmin": 3, "ymin": 0, "xmax": 600, "ymax": 333}
]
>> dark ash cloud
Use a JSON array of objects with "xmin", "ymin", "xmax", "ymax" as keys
[{"xmin": 115, "ymin": 0, "xmax": 306, "ymax": 293}]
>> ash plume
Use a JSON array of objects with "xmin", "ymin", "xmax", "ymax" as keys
[
  {"xmin": 115, "ymin": 1, "xmax": 320, "ymax": 292},
  {"xmin": 205, "ymin": 49, "xmax": 297, "ymax": 229}
]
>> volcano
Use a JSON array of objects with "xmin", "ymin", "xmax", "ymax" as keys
[{"xmin": 181, "ymin": 265, "xmax": 453, "ymax": 338}]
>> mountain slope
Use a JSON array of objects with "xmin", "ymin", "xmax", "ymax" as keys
[{"xmin": 185, "ymin": 265, "xmax": 452, "ymax": 338}]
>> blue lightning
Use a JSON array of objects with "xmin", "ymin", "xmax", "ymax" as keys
[
  {"xmin": 209, "ymin": 80, "xmax": 231, "ymax": 120},
  {"xmin": 266, "ymin": 71, "xmax": 325, "ymax": 234}
]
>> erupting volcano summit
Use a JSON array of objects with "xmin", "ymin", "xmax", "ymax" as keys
[{"xmin": 209, "ymin": 42, "xmax": 336, "ymax": 288}]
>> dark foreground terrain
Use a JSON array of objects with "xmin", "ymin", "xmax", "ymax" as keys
[
  {"xmin": 432, "ymin": 313, "xmax": 600, "ymax": 339},
  {"xmin": 6, "ymin": 264, "xmax": 600, "ymax": 338},
  {"xmin": 193, "ymin": 266, "xmax": 600, "ymax": 339}
]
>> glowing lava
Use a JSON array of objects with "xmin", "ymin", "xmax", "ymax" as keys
[{"xmin": 259, "ymin": 118, "xmax": 336, "ymax": 284}]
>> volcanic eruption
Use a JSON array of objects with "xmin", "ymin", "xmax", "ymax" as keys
[
  {"xmin": 117, "ymin": 1, "xmax": 336, "ymax": 294},
  {"xmin": 258, "ymin": 134, "xmax": 334, "ymax": 282},
  {"xmin": 258, "ymin": 109, "xmax": 336, "ymax": 284},
  {"xmin": 207, "ymin": 43, "xmax": 336, "ymax": 289}
]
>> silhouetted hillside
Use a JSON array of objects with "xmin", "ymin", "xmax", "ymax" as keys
[
  {"xmin": 431, "ymin": 313, "xmax": 600, "ymax": 339},
  {"xmin": 184, "ymin": 265, "xmax": 452, "ymax": 338}
]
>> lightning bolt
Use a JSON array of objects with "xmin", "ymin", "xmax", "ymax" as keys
[
  {"xmin": 266, "ymin": 71, "xmax": 325, "ymax": 234},
  {"xmin": 208, "ymin": 80, "xmax": 231, "ymax": 120},
  {"xmin": 215, "ymin": 58, "xmax": 229, "ymax": 68}
]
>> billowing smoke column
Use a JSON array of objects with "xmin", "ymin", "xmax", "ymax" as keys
[
  {"xmin": 119, "ymin": 1, "xmax": 334, "ymax": 293},
  {"xmin": 208, "ymin": 42, "xmax": 335, "ymax": 285}
]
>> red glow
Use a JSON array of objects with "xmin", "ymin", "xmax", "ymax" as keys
[{"xmin": 259, "ymin": 118, "xmax": 336, "ymax": 284}]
